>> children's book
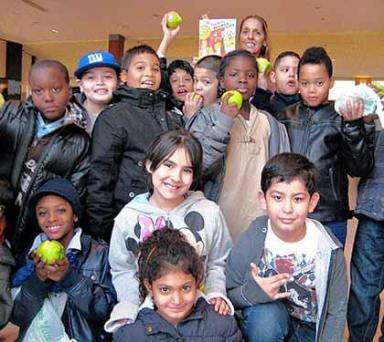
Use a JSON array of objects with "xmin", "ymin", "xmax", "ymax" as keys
[{"xmin": 198, "ymin": 19, "xmax": 236, "ymax": 58}]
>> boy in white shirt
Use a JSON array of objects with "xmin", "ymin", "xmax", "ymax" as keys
[{"xmin": 226, "ymin": 152, "xmax": 347, "ymax": 342}]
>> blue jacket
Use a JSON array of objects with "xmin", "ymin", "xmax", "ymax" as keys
[
  {"xmin": 355, "ymin": 125, "xmax": 384, "ymax": 220},
  {"xmin": 114, "ymin": 297, "xmax": 242, "ymax": 342},
  {"xmin": 12, "ymin": 234, "xmax": 116, "ymax": 342}
]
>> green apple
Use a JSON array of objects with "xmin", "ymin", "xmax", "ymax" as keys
[
  {"xmin": 167, "ymin": 11, "xmax": 182, "ymax": 30},
  {"xmin": 221, "ymin": 90, "xmax": 243, "ymax": 110},
  {"xmin": 256, "ymin": 58, "xmax": 272, "ymax": 73},
  {"xmin": 36, "ymin": 240, "xmax": 65, "ymax": 265},
  {"xmin": 191, "ymin": 92, "xmax": 201, "ymax": 101}
]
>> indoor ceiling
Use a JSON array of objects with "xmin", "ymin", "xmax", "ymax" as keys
[{"xmin": 1, "ymin": 0, "xmax": 383, "ymax": 43}]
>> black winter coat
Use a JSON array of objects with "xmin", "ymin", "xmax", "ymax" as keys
[
  {"xmin": 114, "ymin": 297, "xmax": 243, "ymax": 342},
  {"xmin": 12, "ymin": 234, "xmax": 116, "ymax": 342},
  {"xmin": 86, "ymin": 86, "xmax": 180, "ymax": 241},
  {"xmin": 0, "ymin": 101, "xmax": 90, "ymax": 256},
  {"xmin": 276, "ymin": 101, "xmax": 375, "ymax": 222}
]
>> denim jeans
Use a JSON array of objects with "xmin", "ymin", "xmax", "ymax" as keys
[
  {"xmin": 348, "ymin": 215, "xmax": 384, "ymax": 342},
  {"xmin": 322, "ymin": 220, "xmax": 347, "ymax": 247},
  {"xmin": 241, "ymin": 301, "xmax": 316, "ymax": 342}
]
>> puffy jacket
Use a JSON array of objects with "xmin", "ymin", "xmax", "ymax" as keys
[
  {"xmin": 12, "ymin": 233, "xmax": 116, "ymax": 342},
  {"xmin": 114, "ymin": 297, "xmax": 243, "ymax": 342},
  {"xmin": 0, "ymin": 100, "xmax": 90, "ymax": 256},
  {"xmin": 276, "ymin": 101, "xmax": 374, "ymax": 222},
  {"xmin": 0, "ymin": 244, "xmax": 15, "ymax": 329},
  {"xmin": 86, "ymin": 86, "xmax": 180, "ymax": 241}
]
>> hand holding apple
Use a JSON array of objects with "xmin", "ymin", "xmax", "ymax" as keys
[
  {"xmin": 221, "ymin": 90, "xmax": 243, "ymax": 109},
  {"xmin": 45, "ymin": 257, "xmax": 70, "ymax": 282},
  {"xmin": 36, "ymin": 240, "xmax": 65, "ymax": 265},
  {"xmin": 31, "ymin": 251, "xmax": 50, "ymax": 282},
  {"xmin": 183, "ymin": 92, "xmax": 203, "ymax": 118},
  {"xmin": 221, "ymin": 90, "xmax": 242, "ymax": 118},
  {"xmin": 167, "ymin": 11, "xmax": 182, "ymax": 30},
  {"xmin": 256, "ymin": 58, "xmax": 272, "ymax": 74}
]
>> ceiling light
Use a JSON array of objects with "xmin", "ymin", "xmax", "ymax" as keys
[{"xmin": 51, "ymin": 29, "xmax": 59, "ymax": 33}]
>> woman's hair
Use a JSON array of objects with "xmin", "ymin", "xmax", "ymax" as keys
[
  {"xmin": 219, "ymin": 49, "xmax": 258, "ymax": 79},
  {"xmin": 238, "ymin": 15, "xmax": 271, "ymax": 60},
  {"xmin": 144, "ymin": 129, "xmax": 203, "ymax": 193},
  {"xmin": 137, "ymin": 228, "xmax": 204, "ymax": 301}
]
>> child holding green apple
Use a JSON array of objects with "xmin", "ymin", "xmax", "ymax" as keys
[
  {"xmin": 11, "ymin": 178, "xmax": 116, "ymax": 342},
  {"xmin": 187, "ymin": 50, "xmax": 290, "ymax": 241}
]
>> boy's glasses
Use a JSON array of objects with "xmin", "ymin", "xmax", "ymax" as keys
[{"xmin": 0, "ymin": 205, "xmax": 5, "ymax": 217}]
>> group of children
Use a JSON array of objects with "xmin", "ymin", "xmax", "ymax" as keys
[{"xmin": 0, "ymin": 10, "xmax": 381, "ymax": 342}]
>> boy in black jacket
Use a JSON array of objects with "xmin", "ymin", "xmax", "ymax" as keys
[
  {"xmin": 86, "ymin": 45, "xmax": 180, "ymax": 241},
  {"xmin": 0, "ymin": 60, "xmax": 90, "ymax": 257},
  {"xmin": 252, "ymin": 51, "xmax": 301, "ymax": 115},
  {"xmin": 275, "ymin": 47, "xmax": 374, "ymax": 245}
]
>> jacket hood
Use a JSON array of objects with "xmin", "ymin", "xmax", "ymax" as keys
[{"xmin": 126, "ymin": 191, "xmax": 207, "ymax": 217}]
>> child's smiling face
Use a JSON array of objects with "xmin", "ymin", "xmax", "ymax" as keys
[
  {"xmin": 145, "ymin": 269, "xmax": 198, "ymax": 326},
  {"xmin": 79, "ymin": 67, "xmax": 118, "ymax": 106},
  {"xmin": 221, "ymin": 55, "xmax": 258, "ymax": 101},
  {"xmin": 261, "ymin": 178, "xmax": 319, "ymax": 243},
  {"xmin": 35, "ymin": 195, "xmax": 76, "ymax": 249},
  {"xmin": 147, "ymin": 147, "xmax": 193, "ymax": 211},
  {"xmin": 122, "ymin": 52, "xmax": 161, "ymax": 91}
]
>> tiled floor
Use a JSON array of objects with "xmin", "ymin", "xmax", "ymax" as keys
[{"xmin": 1, "ymin": 179, "xmax": 382, "ymax": 341}]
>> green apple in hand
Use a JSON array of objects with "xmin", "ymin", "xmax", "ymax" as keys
[
  {"xmin": 221, "ymin": 90, "xmax": 243, "ymax": 110},
  {"xmin": 36, "ymin": 240, "xmax": 65, "ymax": 265},
  {"xmin": 256, "ymin": 58, "xmax": 271, "ymax": 73},
  {"xmin": 167, "ymin": 11, "xmax": 182, "ymax": 29}
]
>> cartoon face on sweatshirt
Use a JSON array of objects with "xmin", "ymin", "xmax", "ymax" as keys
[{"xmin": 125, "ymin": 211, "xmax": 205, "ymax": 257}]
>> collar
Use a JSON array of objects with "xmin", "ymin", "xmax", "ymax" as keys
[
  {"xmin": 29, "ymin": 227, "xmax": 83, "ymax": 254},
  {"xmin": 35, "ymin": 111, "xmax": 66, "ymax": 138},
  {"xmin": 66, "ymin": 227, "xmax": 82, "ymax": 252},
  {"xmin": 139, "ymin": 297, "xmax": 208, "ymax": 336},
  {"xmin": 273, "ymin": 92, "xmax": 301, "ymax": 105},
  {"xmin": 113, "ymin": 86, "xmax": 168, "ymax": 107}
]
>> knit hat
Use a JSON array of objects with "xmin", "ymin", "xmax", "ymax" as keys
[
  {"xmin": 74, "ymin": 51, "xmax": 120, "ymax": 78},
  {"xmin": 30, "ymin": 178, "xmax": 83, "ymax": 221}
]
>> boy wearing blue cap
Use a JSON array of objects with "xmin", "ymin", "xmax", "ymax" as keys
[
  {"xmin": 11, "ymin": 178, "xmax": 116, "ymax": 342},
  {"xmin": 75, "ymin": 51, "xmax": 120, "ymax": 134}
]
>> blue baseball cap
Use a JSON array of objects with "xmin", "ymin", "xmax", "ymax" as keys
[{"xmin": 74, "ymin": 51, "xmax": 120, "ymax": 78}]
